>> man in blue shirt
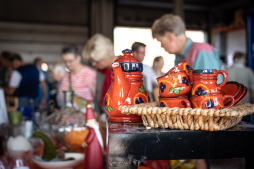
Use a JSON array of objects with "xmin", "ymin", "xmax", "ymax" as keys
[{"xmin": 5, "ymin": 54, "xmax": 47, "ymax": 110}]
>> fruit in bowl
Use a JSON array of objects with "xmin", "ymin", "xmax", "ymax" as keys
[
  {"xmin": 32, "ymin": 131, "xmax": 84, "ymax": 169},
  {"xmin": 39, "ymin": 107, "xmax": 88, "ymax": 153}
]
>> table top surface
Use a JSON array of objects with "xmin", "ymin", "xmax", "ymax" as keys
[
  {"xmin": 107, "ymin": 121, "xmax": 254, "ymax": 161},
  {"xmin": 108, "ymin": 121, "xmax": 254, "ymax": 134}
]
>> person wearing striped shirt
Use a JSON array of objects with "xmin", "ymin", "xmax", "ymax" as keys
[{"xmin": 59, "ymin": 45, "xmax": 96, "ymax": 108}]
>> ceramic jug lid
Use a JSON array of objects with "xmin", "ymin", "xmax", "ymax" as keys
[
  {"xmin": 115, "ymin": 49, "xmax": 143, "ymax": 72},
  {"xmin": 193, "ymin": 69, "xmax": 214, "ymax": 74}
]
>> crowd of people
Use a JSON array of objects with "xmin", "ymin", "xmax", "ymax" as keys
[{"xmin": 1, "ymin": 13, "xmax": 254, "ymax": 169}]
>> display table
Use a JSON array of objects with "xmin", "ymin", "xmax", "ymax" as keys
[{"xmin": 107, "ymin": 121, "xmax": 254, "ymax": 169}]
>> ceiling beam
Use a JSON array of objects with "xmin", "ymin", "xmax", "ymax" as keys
[{"xmin": 117, "ymin": 0, "xmax": 209, "ymax": 11}]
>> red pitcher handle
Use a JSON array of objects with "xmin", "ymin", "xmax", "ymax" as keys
[
  {"xmin": 181, "ymin": 100, "xmax": 191, "ymax": 108},
  {"xmin": 223, "ymin": 95, "xmax": 234, "ymax": 108},
  {"xmin": 216, "ymin": 70, "xmax": 228, "ymax": 89}
]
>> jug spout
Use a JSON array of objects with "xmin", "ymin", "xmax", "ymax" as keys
[{"xmin": 111, "ymin": 62, "xmax": 131, "ymax": 104}]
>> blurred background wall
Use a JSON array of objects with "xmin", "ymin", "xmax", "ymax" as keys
[{"xmin": 0, "ymin": 0, "xmax": 253, "ymax": 70}]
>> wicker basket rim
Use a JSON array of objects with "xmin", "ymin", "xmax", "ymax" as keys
[{"xmin": 120, "ymin": 102, "xmax": 254, "ymax": 117}]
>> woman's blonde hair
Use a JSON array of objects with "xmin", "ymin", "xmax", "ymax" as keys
[
  {"xmin": 152, "ymin": 14, "xmax": 186, "ymax": 38},
  {"xmin": 82, "ymin": 33, "xmax": 114, "ymax": 61}
]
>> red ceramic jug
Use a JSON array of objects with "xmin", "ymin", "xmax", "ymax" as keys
[
  {"xmin": 190, "ymin": 69, "xmax": 228, "ymax": 96},
  {"xmin": 104, "ymin": 49, "xmax": 149, "ymax": 123}
]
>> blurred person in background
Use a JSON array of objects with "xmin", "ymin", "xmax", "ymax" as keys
[
  {"xmin": 60, "ymin": 45, "xmax": 96, "ymax": 109},
  {"xmin": 34, "ymin": 57, "xmax": 43, "ymax": 69},
  {"xmin": 83, "ymin": 33, "xmax": 117, "ymax": 149},
  {"xmin": 83, "ymin": 33, "xmax": 117, "ymax": 114},
  {"xmin": 132, "ymin": 42, "xmax": 159, "ymax": 102},
  {"xmin": 0, "ymin": 51, "xmax": 13, "ymax": 88},
  {"xmin": 5, "ymin": 54, "xmax": 47, "ymax": 109},
  {"xmin": 33, "ymin": 57, "xmax": 50, "ymax": 110},
  {"xmin": 152, "ymin": 14, "xmax": 221, "ymax": 81},
  {"xmin": 51, "ymin": 62, "xmax": 66, "ymax": 108},
  {"xmin": 151, "ymin": 13, "xmax": 210, "ymax": 169},
  {"xmin": 226, "ymin": 52, "xmax": 254, "ymax": 123},
  {"xmin": 226, "ymin": 52, "xmax": 254, "ymax": 104},
  {"xmin": 153, "ymin": 56, "xmax": 165, "ymax": 77}
]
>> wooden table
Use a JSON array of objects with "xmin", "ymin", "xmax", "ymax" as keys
[{"xmin": 107, "ymin": 121, "xmax": 254, "ymax": 169}]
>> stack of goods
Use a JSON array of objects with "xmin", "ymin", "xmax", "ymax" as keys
[
  {"xmin": 157, "ymin": 62, "xmax": 192, "ymax": 109},
  {"xmin": 157, "ymin": 61, "xmax": 246, "ymax": 109},
  {"xmin": 120, "ymin": 61, "xmax": 253, "ymax": 131}
]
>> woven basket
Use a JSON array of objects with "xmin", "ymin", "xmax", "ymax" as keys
[{"xmin": 120, "ymin": 102, "xmax": 254, "ymax": 131}]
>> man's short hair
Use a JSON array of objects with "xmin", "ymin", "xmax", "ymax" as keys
[
  {"xmin": 61, "ymin": 45, "xmax": 80, "ymax": 57},
  {"xmin": 233, "ymin": 52, "xmax": 245, "ymax": 63},
  {"xmin": 34, "ymin": 57, "xmax": 43, "ymax": 65},
  {"xmin": 10, "ymin": 53, "xmax": 23, "ymax": 62},
  {"xmin": 0, "ymin": 51, "xmax": 14, "ymax": 61},
  {"xmin": 152, "ymin": 13, "xmax": 186, "ymax": 38},
  {"xmin": 131, "ymin": 42, "xmax": 146, "ymax": 52}
]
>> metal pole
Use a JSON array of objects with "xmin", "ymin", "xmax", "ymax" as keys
[{"xmin": 246, "ymin": 15, "xmax": 253, "ymax": 70}]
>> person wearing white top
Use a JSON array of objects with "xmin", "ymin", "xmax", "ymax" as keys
[{"xmin": 131, "ymin": 42, "xmax": 159, "ymax": 102}]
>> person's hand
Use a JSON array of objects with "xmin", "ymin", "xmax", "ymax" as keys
[{"xmin": 40, "ymin": 99, "xmax": 47, "ymax": 109}]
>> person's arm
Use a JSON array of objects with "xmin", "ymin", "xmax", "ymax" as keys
[
  {"xmin": 39, "ymin": 71, "xmax": 47, "ymax": 109},
  {"xmin": 5, "ymin": 70, "xmax": 21, "ymax": 95},
  {"xmin": 153, "ymin": 85, "xmax": 159, "ymax": 102},
  {"xmin": 5, "ymin": 87, "xmax": 16, "ymax": 95},
  {"xmin": 86, "ymin": 68, "xmax": 97, "ymax": 99},
  {"xmin": 40, "ymin": 80, "xmax": 47, "ymax": 108},
  {"xmin": 150, "ymin": 68, "xmax": 159, "ymax": 102}
]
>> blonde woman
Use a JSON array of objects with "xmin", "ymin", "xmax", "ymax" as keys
[{"xmin": 83, "ymin": 33, "xmax": 117, "ymax": 107}]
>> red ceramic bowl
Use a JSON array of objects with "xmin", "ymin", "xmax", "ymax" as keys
[
  {"xmin": 221, "ymin": 81, "xmax": 241, "ymax": 105},
  {"xmin": 166, "ymin": 61, "xmax": 193, "ymax": 74},
  {"xmin": 234, "ymin": 84, "xmax": 248, "ymax": 106},
  {"xmin": 157, "ymin": 71, "xmax": 191, "ymax": 98},
  {"xmin": 159, "ymin": 96, "xmax": 191, "ymax": 108},
  {"xmin": 221, "ymin": 81, "xmax": 241, "ymax": 98}
]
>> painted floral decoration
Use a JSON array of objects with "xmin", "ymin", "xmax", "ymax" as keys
[
  {"xmin": 135, "ymin": 97, "xmax": 144, "ymax": 104},
  {"xmin": 139, "ymin": 85, "xmax": 146, "ymax": 92},
  {"xmin": 205, "ymin": 99, "xmax": 216, "ymax": 109},
  {"xmin": 195, "ymin": 87, "xmax": 206, "ymax": 96},
  {"xmin": 182, "ymin": 77, "xmax": 189, "ymax": 86},
  {"xmin": 106, "ymin": 106, "xmax": 113, "ymax": 112},
  {"xmin": 160, "ymin": 102, "xmax": 166, "ymax": 107},
  {"xmin": 186, "ymin": 65, "xmax": 193, "ymax": 70},
  {"xmin": 169, "ymin": 87, "xmax": 183, "ymax": 95},
  {"xmin": 160, "ymin": 82, "xmax": 166, "ymax": 93},
  {"xmin": 104, "ymin": 97, "xmax": 113, "ymax": 112}
]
